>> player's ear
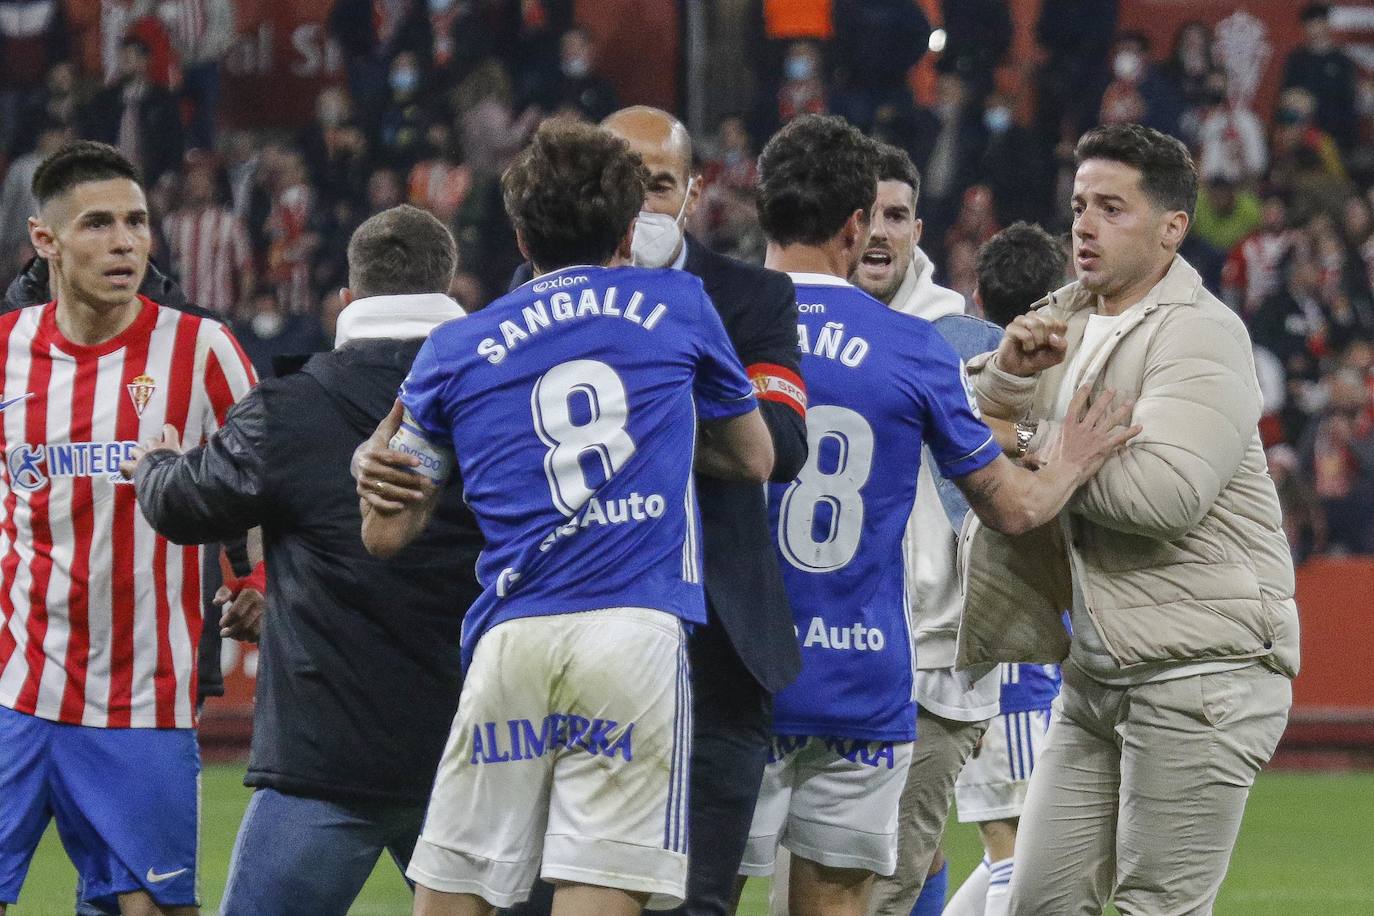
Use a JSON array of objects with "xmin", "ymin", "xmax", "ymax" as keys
[
  {"xmin": 29, "ymin": 215, "xmax": 58, "ymax": 261},
  {"xmin": 972, "ymin": 283, "xmax": 983, "ymax": 308},
  {"xmin": 515, "ymin": 228, "xmax": 531, "ymax": 263},
  {"xmin": 684, "ymin": 172, "xmax": 703, "ymax": 218},
  {"xmin": 844, "ymin": 208, "xmax": 868, "ymax": 252},
  {"xmin": 339, "ymin": 287, "xmax": 355, "ymax": 307},
  {"xmin": 913, "ymin": 217, "xmax": 924, "ymax": 246},
  {"xmin": 615, "ymin": 216, "xmax": 637, "ymax": 263}
]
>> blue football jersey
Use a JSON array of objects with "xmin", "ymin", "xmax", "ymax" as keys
[
  {"xmin": 999, "ymin": 663, "xmax": 1062, "ymax": 715},
  {"xmin": 400, "ymin": 265, "xmax": 756, "ymax": 667},
  {"xmin": 768, "ymin": 274, "xmax": 1001, "ymax": 742}
]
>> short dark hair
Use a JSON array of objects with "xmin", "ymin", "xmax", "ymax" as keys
[
  {"xmin": 1075, "ymin": 123, "xmax": 1197, "ymax": 220},
  {"xmin": 1301, "ymin": 4, "xmax": 1331, "ymax": 24},
  {"xmin": 975, "ymin": 222, "xmax": 1067, "ymax": 328},
  {"xmin": 502, "ymin": 120, "xmax": 647, "ymax": 271},
  {"xmin": 758, "ymin": 114, "xmax": 878, "ymax": 246},
  {"xmin": 347, "ymin": 205, "xmax": 457, "ymax": 297},
  {"xmin": 32, "ymin": 140, "xmax": 141, "ymax": 207},
  {"xmin": 873, "ymin": 142, "xmax": 921, "ymax": 207}
]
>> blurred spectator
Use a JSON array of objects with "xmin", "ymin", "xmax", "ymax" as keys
[
  {"xmin": 454, "ymin": 60, "xmax": 537, "ymax": 177},
  {"xmin": 1250, "ymin": 238, "xmax": 1328, "ymax": 384},
  {"xmin": 937, "ymin": 0, "xmax": 1011, "ymax": 102},
  {"xmin": 751, "ymin": 0, "xmax": 835, "ymax": 138},
  {"xmin": 300, "ymin": 89, "xmax": 373, "ymax": 208},
  {"xmin": 1193, "ymin": 175, "xmax": 1261, "ymax": 257},
  {"xmin": 1268, "ymin": 443, "xmax": 1328, "ymax": 562},
  {"xmin": 553, "ymin": 26, "xmax": 618, "ymax": 123},
  {"xmin": 1196, "ymin": 69, "xmax": 1267, "ymax": 184},
  {"xmin": 163, "ymin": 154, "xmax": 254, "ymax": 317},
  {"xmin": 378, "ymin": 50, "xmax": 443, "ymax": 169},
  {"xmin": 407, "ymin": 122, "xmax": 472, "ymax": 224},
  {"xmin": 943, "ymin": 184, "xmax": 1001, "ymax": 296},
  {"xmin": 1163, "ymin": 20, "xmax": 1215, "ymax": 124},
  {"xmin": 38, "ymin": 59, "xmax": 81, "ymax": 129},
  {"xmin": 83, "ymin": 36, "xmax": 184, "ymax": 186},
  {"xmin": 917, "ymin": 73, "xmax": 985, "ymax": 262},
  {"xmin": 978, "ymin": 90, "xmax": 1056, "ymax": 227},
  {"xmin": 699, "ymin": 116, "xmax": 767, "ymax": 263},
  {"xmin": 777, "ymin": 40, "xmax": 828, "ymax": 124},
  {"xmin": 1223, "ymin": 192, "xmax": 1296, "ymax": 315},
  {"xmin": 1301, "ymin": 369, "xmax": 1374, "ymax": 553},
  {"xmin": 233, "ymin": 285, "xmax": 327, "ymax": 378},
  {"xmin": 1034, "ymin": 0, "xmax": 1118, "ymax": 140},
  {"xmin": 1270, "ymin": 87, "xmax": 1347, "ymax": 192},
  {"xmin": 0, "ymin": 0, "xmax": 68, "ymax": 155},
  {"xmin": 1098, "ymin": 32, "xmax": 1183, "ymax": 136},
  {"xmin": 505, "ymin": 0, "xmax": 573, "ymax": 113},
  {"xmin": 1283, "ymin": 3, "xmax": 1359, "ymax": 152},
  {"xmin": 262, "ymin": 150, "xmax": 323, "ymax": 314},
  {"xmin": 328, "ymin": 0, "xmax": 387, "ymax": 121},
  {"xmin": 830, "ymin": 0, "xmax": 929, "ymax": 132},
  {"xmin": 0, "ymin": 117, "xmax": 71, "ymax": 272},
  {"xmin": 155, "ymin": 0, "xmax": 236, "ymax": 151},
  {"xmin": 367, "ymin": 167, "xmax": 405, "ymax": 215},
  {"xmin": 1341, "ymin": 193, "xmax": 1374, "ymax": 293}
]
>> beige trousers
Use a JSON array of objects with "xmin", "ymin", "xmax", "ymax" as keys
[
  {"xmin": 869, "ymin": 709, "xmax": 987, "ymax": 916},
  {"xmin": 1008, "ymin": 663, "xmax": 1291, "ymax": 916},
  {"xmin": 766, "ymin": 710, "xmax": 986, "ymax": 916}
]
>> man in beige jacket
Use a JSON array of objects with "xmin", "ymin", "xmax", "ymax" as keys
[{"xmin": 958, "ymin": 124, "xmax": 1298, "ymax": 915}]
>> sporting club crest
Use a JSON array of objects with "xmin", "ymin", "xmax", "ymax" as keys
[{"xmin": 127, "ymin": 374, "xmax": 156, "ymax": 417}]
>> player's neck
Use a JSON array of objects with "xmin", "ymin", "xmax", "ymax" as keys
[
  {"xmin": 54, "ymin": 289, "xmax": 142, "ymax": 346},
  {"xmin": 765, "ymin": 242, "xmax": 849, "ymax": 280}
]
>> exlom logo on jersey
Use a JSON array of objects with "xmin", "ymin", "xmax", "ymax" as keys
[
  {"xmin": 532, "ymin": 273, "xmax": 589, "ymax": 293},
  {"xmin": 5, "ymin": 441, "xmax": 140, "ymax": 491}
]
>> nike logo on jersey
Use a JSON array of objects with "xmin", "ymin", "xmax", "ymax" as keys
[
  {"xmin": 0, "ymin": 393, "xmax": 33, "ymax": 412},
  {"xmin": 145, "ymin": 866, "xmax": 189, "ymax": 883}
]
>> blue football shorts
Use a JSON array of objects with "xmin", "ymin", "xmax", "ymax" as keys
[{"xmin": 0, "ymin": 704, "xmax": 200, "ymax": 909}]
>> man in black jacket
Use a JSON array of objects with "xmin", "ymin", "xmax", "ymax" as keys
[
  {"xmin": 122, "ymin": 205, "xmax": 481, "ymax": 916},
  {"xmin": 506, "ymin": 106, "xmax": 808, "ymax": 916}
]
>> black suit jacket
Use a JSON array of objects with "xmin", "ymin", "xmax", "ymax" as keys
[{"xmin": 510, "ymin": 238, "xmax": 806, "ymax": 693}]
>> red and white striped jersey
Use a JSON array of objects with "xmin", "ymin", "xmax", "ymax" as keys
[
  {"xmin": 164, "ymin": 206, "xmax": 252, "ymax": 318},
  {"xmin": 0, "ymin": 296, "xmax": 256, "ymax": 729}
]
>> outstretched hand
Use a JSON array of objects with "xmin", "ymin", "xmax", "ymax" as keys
[
  {"xmin": 1039, "ymin": 386, "xmax": 1142, "ymax": 481},
  {"xmin": 118, "ymin": 424, "xmax": 184, "ymax": 480}
]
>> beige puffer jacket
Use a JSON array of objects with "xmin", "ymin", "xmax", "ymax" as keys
[{"xmin": 956, "ymin": 256, "xmax": 1300, "ymax": 679}]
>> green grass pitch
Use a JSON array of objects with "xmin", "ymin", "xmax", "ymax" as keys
[{"xmin": 12, "ymin": 766, "xmax": 1372, "ymax": 914}]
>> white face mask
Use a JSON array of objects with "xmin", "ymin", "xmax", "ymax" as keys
[{"xmin": 631, "ymin": 177, "xmax": 694, "ymax": 268}]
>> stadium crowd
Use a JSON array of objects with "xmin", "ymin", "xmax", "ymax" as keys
[{"xmin": 2, "ymin": 1, "xmax": 1370, "ymax": 558}]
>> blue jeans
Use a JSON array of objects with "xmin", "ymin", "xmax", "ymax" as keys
[{"xmin": 220, "ymin": 787, "xmax": 427, "ymax": 916}]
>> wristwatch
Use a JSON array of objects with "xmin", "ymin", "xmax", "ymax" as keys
[{"xmin": 1013, "ymin": 420, "xmax": 1038, "ymax": 460}]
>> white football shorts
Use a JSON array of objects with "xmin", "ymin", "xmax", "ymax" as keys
[
  {"xmin": 406, "ymin": 606, "xmax": 691, "ymax": 909},
  {"xmin": 954, "ymin": 708, "xmax": 1052, "ymax": 823},
  {"xmin": 739, "ymin": 734, "xmax": 913, "ymax": 878}
]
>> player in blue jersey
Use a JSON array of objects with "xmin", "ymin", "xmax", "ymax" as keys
[
  {"xmin": 352, "ymin": 121, "xmax": 773, "ymax": 916},
  {"xmin": 734, "ymin": 115, "xmax": 1140, "ymax": 916}
]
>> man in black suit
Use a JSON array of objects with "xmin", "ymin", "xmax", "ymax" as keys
[{"xmin": 509, "ymin": 106, "xmax": 808, "ymax": 916}]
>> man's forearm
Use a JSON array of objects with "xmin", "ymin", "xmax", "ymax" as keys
[
  {"xmin": 136, "ymin": 447, "xmax": 262, "ymax": 545},
  {"xmin": 360, "ymin": 497, "xmax": 437, "ymax": 559},
  {"xmin": 959, "ymin": 456, "xmax": 1086, "ymax": 537}
]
